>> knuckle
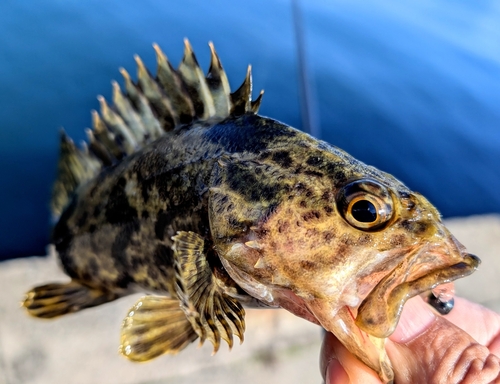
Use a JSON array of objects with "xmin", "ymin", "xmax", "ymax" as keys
[{"xmin": 449, "ymin": 343, "xmax": 500, "ymax": 383}]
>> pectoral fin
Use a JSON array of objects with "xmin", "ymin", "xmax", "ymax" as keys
[
  {"xmin": 172, "ymin": 231, "xmax": 245, "ymax": 353},
  {"xmin": 23, "ymin": 281, "xmax": 121, "ymax": 318},
  {"xmin": 120, "ymin": 295, "xmax": 198, "ymax": 361}
]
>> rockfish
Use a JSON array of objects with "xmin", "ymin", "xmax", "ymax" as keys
[{"xmin": 23, "ymin": 40, "xmax": 480, "ymax": 383}]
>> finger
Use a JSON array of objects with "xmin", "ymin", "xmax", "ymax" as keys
[
  {"xmin": 489, "ymin": 335, "xmax": 500, "ymax": 358},
  {"xmin": 387, "ymin": 297, "xmax": 500, "ymax": 383},
  {"xmin": 321, "ymin": 332, "xmax": 381, "ymax": 384},
  {"xmin": 444, "ymin": 297, "xmax": 500, "ymax": 354},
  {"xmin": 391, "ymin": 295, "xmax": 500, "ymax": 356}
]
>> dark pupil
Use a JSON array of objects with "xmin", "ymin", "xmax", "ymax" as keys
[{"xmin": 351, "ymin": 200, "xmax": 377, "ymax": 223}]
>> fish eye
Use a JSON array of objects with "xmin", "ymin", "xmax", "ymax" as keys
[
  {"xmin": 336, "ymin": 179, "xmax": 394, "ymax": 231},
  {"xmin": 350, "ymin": 199, "xmax": 377, "ymax": 223}
]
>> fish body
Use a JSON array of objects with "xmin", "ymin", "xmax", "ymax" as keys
[{"xmin": 24, "ymin": 41, "xmax": 480, "ymax": 383}]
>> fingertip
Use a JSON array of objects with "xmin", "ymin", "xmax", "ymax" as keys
[
  {"xmin": 320, "ymin": 331, "xmax": 337, "ymax": 379},
  {"xmin": 321, "ymin": 332, "xmax": 383, "ymax": 383},
  {"xmin": 326, "ymin": 358, "xmax": 349, "ymax": 384},
  {"xmin": 488, "ymin": 334, "xmax": 500, "ymax": 357}
]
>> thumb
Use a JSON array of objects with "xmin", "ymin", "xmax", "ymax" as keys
[{"xmin": 387, "ymin": 296, "xmax": 500, "ymax": 383}]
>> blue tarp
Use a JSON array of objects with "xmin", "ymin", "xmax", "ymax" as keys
[{"xmin": 1, "ymin": 0, "xmax": 499, "ymax": 258}]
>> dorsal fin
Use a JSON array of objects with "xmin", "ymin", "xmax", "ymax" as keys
[
  {"xmin": 51, "ymin": 131, "xmax": 101, "ymax": 219},
  {"xmin": 51, "ymin": 40, "xmax": 264, "ymax": 219}
]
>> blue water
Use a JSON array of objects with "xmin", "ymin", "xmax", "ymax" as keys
[{"xmin": 0, "ymin": 0, "xmax": 499, "ymax": 259}]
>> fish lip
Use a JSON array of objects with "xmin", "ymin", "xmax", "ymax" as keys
[{"xmin": 355, "ymin": 247, "xmax": 481, "ymax": 338}]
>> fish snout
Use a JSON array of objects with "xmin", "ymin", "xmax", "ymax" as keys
[{"xmin": 430, "ymin": 228, "xmax": 481, "ymax": 270}]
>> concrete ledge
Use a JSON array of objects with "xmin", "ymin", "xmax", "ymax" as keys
[{"xmin": 1, "ymin": 214, "xmax": 499, "ymax": 384}]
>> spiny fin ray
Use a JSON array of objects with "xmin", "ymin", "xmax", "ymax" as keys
[
  {"xmin": 111, "ymin": 80, "xmax": 148, "ymax": 142},
  {"xmin": 85, "ymin": 128, "xmax": 113, "ymax": 167},
  {"xmin": 98, "ymin": 95, "xmax": 137, "ymax": 155},
  {"xmin": 207, "ymin": 41, "xmax": 231, "ymax": 118},
  {"xmin": 230, "ymin": 65, "xmax": 253, "ymax": 115},
  {"xmin": 50, "ymin": 131, "xmax": 101, "ymax": 219},
  {"xmin": 153, "ymin": 43, "xmax": 195, "ymax": 124},
  {"xmin": 177, "ymin": 39, "xmax": 216, "ymax": 119},
  {"xmin": 119, "ymin": 67, "xmax": 164, "ymax": 140},
  {"xmin": 134, "ymin": 54, "xmax": 178, "ymax": 130},
  {"xmin": 51, "ymin": 40, "xmax": 263, "ymax": 218}
]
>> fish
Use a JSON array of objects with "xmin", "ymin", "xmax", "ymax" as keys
[{"xmin": 22, "ymin": 39, "xmax": 480, "ymax": 383}]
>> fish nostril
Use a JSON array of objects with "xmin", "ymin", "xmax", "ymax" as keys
[{"xmin": 465, "ymin": 253, "xmax": 481, "ymax": 267}]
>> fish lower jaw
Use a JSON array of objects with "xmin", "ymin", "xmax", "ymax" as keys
[{"xmin": 355, "ymin": 252, "xmax": 480, "ymax": 338}]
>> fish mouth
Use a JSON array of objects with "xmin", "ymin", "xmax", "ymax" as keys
[{"xmin": 355, "ymin": 240, "xmax": 481, "ymax": 339}]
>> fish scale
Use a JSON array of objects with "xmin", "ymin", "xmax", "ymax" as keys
[{"xmin": 23, "ymin": 40, "xmax": 480, "ymax": 383}]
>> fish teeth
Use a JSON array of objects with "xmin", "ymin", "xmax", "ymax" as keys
[
  {"xmin": 245, "ymin": 240, "xmax": 263, "ymax": 251},
  {"xmin": 253, "ymin": 258, "xmax": 266, "ymax": 269}
]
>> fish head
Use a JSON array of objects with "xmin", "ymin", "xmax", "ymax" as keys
[
  {"xmin": 209, "ymin": 133, "xmax": 479, "ymax": 381},
  {"xmin": 275, "ymin": 176, "xmax": 481, "ymax": 338}
]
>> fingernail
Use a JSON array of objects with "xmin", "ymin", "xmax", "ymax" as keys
[
  {"xmin": 390, "ymin": 296, "xmax": 436, "ymax": 343},
  {"xmin": 326, "ymin": 358, "xmax": 349, "ymax": 384}
]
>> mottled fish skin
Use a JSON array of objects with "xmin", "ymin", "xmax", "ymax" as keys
[
  {"xmin": 51, "ymin": 114, "xmax": 315, "ymax": 295},
  {"xmin": 23, "ymin": 42, "xmax": 481, "ymax": 384}
]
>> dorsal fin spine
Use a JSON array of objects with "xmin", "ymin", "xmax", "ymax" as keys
[
  {"xmin": 51, "ymin": 41, "xmax": 265, "ymax": 218},
  {"xmin": 251, "ymin": 90, "xmax": 265, "ymax": 113},
  {"xmin": 230, "ymin": 65, "xmax": 252, "ymax": 115},
  {"xmin": 91, "ymin": 110, "xmax": 124, "ymax": 159},
  {"xmin": 86, "ymin": 128, "xmax": 113, "ymax": 166},
  {"xmin": 178, "ymin": 39, "xmax": 216, "ymax": 119},
  {"xmin": 153, "ymin": 43, "xmax": 195, "ymax": 124},
  {"xmin": 50, "ymin": 130, "xmax": 101, "ymax": 218},
  {"xmin": 134, "ymin": 55, "xmax": 178, "ymax": 130},
  {"xmin": 119, "ymin": 67, "xmax": 164, "ymax": 140},
  {"xmin": 111, "ymin": 81, "xmax": 147, "ymax": 142},
  {"xmin": 98, "ymin": 95, "xmax": 137, "ymax": 155},
  {"xmin": 207, "ymin": 41, "xmax": 231, "ymax": 118}
]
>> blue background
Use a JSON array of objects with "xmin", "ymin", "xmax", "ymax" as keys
[{"xmin": 1, "ymin": 0, "xmax": 499, "ymax": 259}]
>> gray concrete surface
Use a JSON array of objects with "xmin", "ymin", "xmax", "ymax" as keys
[{"xmin": 1, "ymin": 214, "xmax": 499, "ymax": 384}]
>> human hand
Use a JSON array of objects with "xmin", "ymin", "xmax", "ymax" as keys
[{"xmin": 321, "ymin": 296, "xmax": 500, "ymax": 383}]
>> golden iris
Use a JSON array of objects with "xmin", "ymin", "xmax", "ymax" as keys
[{"xmin": 337, "ymin": 179, "xmax": 393, "ymax": 231}]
